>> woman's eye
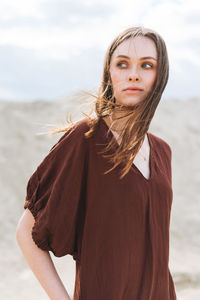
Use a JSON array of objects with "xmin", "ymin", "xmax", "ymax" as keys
[
  {"xmin": 116, "ymin": 61, "xmax": 127, "ymax": 68},
  {"xmin": 142, "ymin": 62, "xmax": 153, "ymax": 69},
  {"xmin": 116, "ymin": 61, "xmax": 154, "ymax": 69}
]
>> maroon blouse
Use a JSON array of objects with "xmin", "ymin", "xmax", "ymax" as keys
[{"xmin": 24, "ymin": 117, "xmax": 177, "ymax": 300}]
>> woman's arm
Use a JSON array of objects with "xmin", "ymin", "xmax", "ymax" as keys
[{"xmin": 16, "ymin": 209, "xmax": 71, "ymax": 300}]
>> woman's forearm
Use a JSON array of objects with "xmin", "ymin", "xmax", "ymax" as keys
[{"xmin": 16, "ymin": 209, "xmax": 71, "ymax": 300}]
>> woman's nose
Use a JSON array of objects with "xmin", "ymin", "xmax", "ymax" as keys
[{"xmin": 128, "ymin": 67, "xmax": 140, "ymax": 81}]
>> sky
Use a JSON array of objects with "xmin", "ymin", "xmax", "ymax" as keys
[{"xmin": 0, "ymin": 0, "xmax": 199, "ymax": 101}]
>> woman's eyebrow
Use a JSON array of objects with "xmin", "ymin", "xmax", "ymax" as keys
[{"xmin": 116, "ymin": 55, "xmax": 157, "ymax": 61}]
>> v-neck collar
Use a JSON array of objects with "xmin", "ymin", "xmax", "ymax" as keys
[{"xmin": 100, "ymin": 117, "xmax": 154, "ymax": 182}]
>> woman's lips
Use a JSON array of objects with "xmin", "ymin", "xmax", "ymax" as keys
[{"xmin": 124, "ymin": 88, "xmax": 143, "ymax": 93}]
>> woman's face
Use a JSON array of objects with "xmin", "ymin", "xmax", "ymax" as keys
[{"xmin": 109, "ymin": 36, "xmax": 157, "ymax": 106}]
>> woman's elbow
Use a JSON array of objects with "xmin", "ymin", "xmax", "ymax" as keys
[
  {"xmin": 16, "ymin": 215, "xmax": 26, "ymax": 246},
  {"xmin": 16, "ymin": 209, "xmax": 35, "ymax": 246}
]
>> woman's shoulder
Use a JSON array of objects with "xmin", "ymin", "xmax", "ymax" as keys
[
  {"xmin": 70, "ymin": 117, "xmax": 91, "ymax": 135},
  {"xmin": 50, "ymin": 118, "xmax": 90, "ymax": 151},
  {"xmin": 149, "ymin": 132, "xmax": 172, "ymax": 155},
  {"xmin": 36, "ymin": 118, "xmax": 90, "ymax": 176},
  {"xmin": 59, "ymin": 117, "xmax": 90, "ymax": 140}
]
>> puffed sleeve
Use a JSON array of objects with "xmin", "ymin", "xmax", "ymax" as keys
[{"xmin": 24, "ymin": 120, "xmax": 88, "ymax": 259}]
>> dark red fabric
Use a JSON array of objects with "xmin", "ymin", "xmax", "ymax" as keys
[{"xmin": 24, "ymin": 117, "xmax": 177, "ymax": 300}]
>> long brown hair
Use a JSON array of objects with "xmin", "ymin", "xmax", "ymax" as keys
[{"xmin": 51, "ymin": 26, "xmax": 169, "ymax": 179}]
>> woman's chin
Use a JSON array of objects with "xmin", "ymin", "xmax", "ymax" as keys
[{"xmin": 116, "ymin": 98, "xmax": 142, "ymax": 107}]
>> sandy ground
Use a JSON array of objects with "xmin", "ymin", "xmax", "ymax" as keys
[{"xmin": 1, "ymin": 96, "xmax": 200, "ymax": 299}]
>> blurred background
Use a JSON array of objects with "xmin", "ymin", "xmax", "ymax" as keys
[{"xmin": 0, "ymin": 0, "xmax": 200, "ymax": 299}]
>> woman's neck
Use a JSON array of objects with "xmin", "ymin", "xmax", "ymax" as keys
[
  {"xmin": 104, "ymin": 111, "xmax": 129, "ymax": 132},
  {"xmin": 103, "ymin": 112, "xmax": 148, "ymax": 150}
]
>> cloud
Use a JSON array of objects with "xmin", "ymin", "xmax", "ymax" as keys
[
  {"xmin": 0, "ymin": 44, "xmax": 104, "ymax": 101},
  {"xmin": 0, "ymin": 0, "xmax": 117, "ymax": 60},
  {"xmin": 0, "ymin": 0, "xmax": 199, "ymax": 100},
  {"xmin": 0, "ymin": 0, "xmax": 116, "ymax": 28},
  {"xmin": 40, "ymin": 0, "xmax": 116, "ymax": 26},
  {"xmin": 0, "ymin": 0, "xmax": 42, "ymax": 20}
]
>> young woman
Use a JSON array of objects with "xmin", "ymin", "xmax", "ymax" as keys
[{"xmin": 16, "ymin": 26, "xmax": 177, "ymax": 300}]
